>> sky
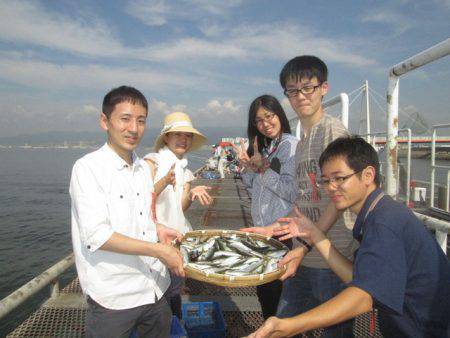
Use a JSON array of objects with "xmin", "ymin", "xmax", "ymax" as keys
[{"xmin": 0, "ymin": 0, "xmax": 449, "ymax": 138}]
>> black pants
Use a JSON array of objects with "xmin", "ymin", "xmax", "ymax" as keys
[
  {"xmin": 85, "ymin": 296, "xmax": 171, "ymax": 338},
  {"xmin": 256, "ymin": 279, "xmax": 283, "ymax": 320}
]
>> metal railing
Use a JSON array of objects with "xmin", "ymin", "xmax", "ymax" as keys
[
  {"xmin": 430, "ymin": 123, "xmax": 450, "ymax": 252},
  {"xmin": 0, "ymin": 253, "xmax": 74, "ymax": 320},
  {"xmin": 386, "ymin": 38, "xmax": 450, "ymax": 199}
]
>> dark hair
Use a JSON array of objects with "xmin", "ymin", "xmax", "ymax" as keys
[
  {"xmin": 102, "ymin": 86, "xmax": 148, "ymax": 118},
  {"xmin": 319, "ymin": 136, "xmax": 381, "ymax": 186},
  {"xmin": 246, "ymin": 95, "xmax": 291, "ymax": 157},
  {"xmin": 280, "ymin": 55, "xmax": 328, "ymax": 89}
]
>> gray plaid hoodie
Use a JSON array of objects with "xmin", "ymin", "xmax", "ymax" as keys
[{"xmin": 241, "ymin": 133, "xmax": 298, "ymax": 227}]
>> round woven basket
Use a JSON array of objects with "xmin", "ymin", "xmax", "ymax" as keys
[{"xmin": 180, "ymin": 229, "xmax": 288, "ymax": 287}]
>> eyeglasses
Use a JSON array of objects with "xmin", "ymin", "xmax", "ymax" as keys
[
  {"xmin": 284, "ymin": 84, "xmax": 322, "ymax": 98},
  {"xmin": 254, "ymin": 112, "xmax": 276, "ymax": 126},
  {"xmin": 317, "ymin": 170, "xmax": 362, "ymax": 188}
]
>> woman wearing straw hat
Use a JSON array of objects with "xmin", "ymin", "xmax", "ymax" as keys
[{"xmin": 144, "ymin": 111, "xmax": 213, "ymax": 319}]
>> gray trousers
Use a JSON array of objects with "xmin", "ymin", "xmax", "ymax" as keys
[{"xmin": 85, "ymin": 295, "xmax": 171, "ymax": 338}]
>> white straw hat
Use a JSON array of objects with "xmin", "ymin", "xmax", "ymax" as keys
[{"xmin": 154, "ymin": 112, "xmax": 207, "ymax": 151}]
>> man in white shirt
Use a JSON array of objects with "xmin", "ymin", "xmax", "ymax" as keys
[{"xmin": 70, "ymin": 86, "xmax": 184, "ymax": 338}]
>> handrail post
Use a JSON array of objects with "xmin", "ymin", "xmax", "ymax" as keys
[
  {"xmin": 430, "ymin": 128, "xmax": 437, "ymax": 207},
  {"xmin": 339, "ymin": 93, "xmax": 349, "ymax": 129},
  {"xmin": 50, "ymin": 279, "xmax": 60, "ymax": 299},
  {"xmin": 406, "ymin": 128, "xmax": 411, "ymax": 206},
  {"xmin": 386, "ymin": 74, "xmax": 399, "ymax": 198},
  {"xmin": 447, "ymin": 170, "xmax": 450, "ymax": 213},
  {"xmin": 365, "ymin": 80, "xmax": 371, "ymax": 143}
]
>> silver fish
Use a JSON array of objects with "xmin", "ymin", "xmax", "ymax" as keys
[
  {"xmin": 227, "ymin": 241, "xmax": 264, "ymax": 258},
  {"xmin": 181, "ymin": 234, "xmax": 288, "ymax": 277}
]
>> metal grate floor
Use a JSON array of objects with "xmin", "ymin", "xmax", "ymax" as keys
[
  {"xmin": 61, "ymin": 278, "xmax": 82, "ymax": 294},
  {"xmin": 7, "ymin": 308, "xmax": 86, "ymax": 338}
]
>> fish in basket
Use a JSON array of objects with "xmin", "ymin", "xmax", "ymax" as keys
[{"xmin": 178, "ymin": 230, "xmax": 289, "ymax": 287}]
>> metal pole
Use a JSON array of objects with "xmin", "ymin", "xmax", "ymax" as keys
[
  {"xmin": 365, "ymin": 80, "xmax": 371, "ymax": 143},
  {"xmin": 386, "ymin": 75, "xmax": 399, "ymax": 198},
  {"xmin": 406, "ymin": 129, "xmax": 411, "ymax": 206},
  {"xmin": 430, "ymin": 128, "xmax": 436, "ymax": 207},
  {"xmin": 340, "ymin": 93, "xmax": 349, "ymax": 129},
  {"xmin": 447, "ymin": 170, "xmax": 450, "ymax": 213}
]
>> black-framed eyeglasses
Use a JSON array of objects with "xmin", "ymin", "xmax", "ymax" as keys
[
  {"xmin": 254, "ymin": 112, "xmax": 276, "ymax": 126},
  {"xmin": 284, "ymin": 84, "xmax": 322, "ymax": 98},
  {"xmin": 317, "ymin": 170, "xmax": 362, "ymax": 188}
]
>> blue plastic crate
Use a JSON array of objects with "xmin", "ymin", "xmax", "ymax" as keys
[
  {"xmin": 182, "ymin": 301, "xmax": 226, "ymax": 338},
  {"xmin": 129, "ymin": 315, "xmax": 187, "ymax": 338},
  {"xmin": 171, "ymin": 316, "xmax": 188, "ymax": 338}
]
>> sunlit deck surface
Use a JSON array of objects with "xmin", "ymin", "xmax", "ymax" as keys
[{"xmin": 7, "ymin": 175, "xmax": 382, "ymax": 337}]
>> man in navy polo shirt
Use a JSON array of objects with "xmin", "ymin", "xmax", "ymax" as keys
[{"xmin": 248, "ymin": 136, "xmax": 450, "ymax": 338}]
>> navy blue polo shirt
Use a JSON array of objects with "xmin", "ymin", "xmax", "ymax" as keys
[{"xmin": 351, "ymin": 188, "xmax": 450, "ymax": 337}]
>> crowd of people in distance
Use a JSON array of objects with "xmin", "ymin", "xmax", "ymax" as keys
[{"xmin": 70, "ymin": 55, "xmax": 450, "ymax": 338}]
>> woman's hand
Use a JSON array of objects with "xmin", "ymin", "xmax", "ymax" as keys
[
  {"xmin": 164, "ymin": 163, "xmax": 176, "ymax": 189},
  {"xmin": 248, "ymin": 136, "xmax": 267, "ymax": 171},
  {"xmin": 190, "ymin": 185, "xmax": 213, "ymax": 205},
  {"xmin": 232, "ymin": 140, "xmax": 254, "ymax": 171}
]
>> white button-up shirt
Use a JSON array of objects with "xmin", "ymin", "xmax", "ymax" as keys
[{"xmin": 70, "ymin": 144, "xmax": 170, "ymax": 310}]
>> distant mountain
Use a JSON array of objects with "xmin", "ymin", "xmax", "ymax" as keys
[{"xmin": 0, "ymin": 126, "xmax": 247, "ymax": 146}]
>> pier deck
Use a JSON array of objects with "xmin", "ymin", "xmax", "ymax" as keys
[{"xmin": 7, "ymin": 176, "xmax": 382, "ymax": 337}]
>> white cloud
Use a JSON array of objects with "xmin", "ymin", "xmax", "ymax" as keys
[
  {"xmin": 140, "ymin": 37, "xmax": 247, "ymax": 60},
  {"xmin": 148, "ymin": 99, "xmax": 187, "ymax": 118},
  {"xmin": 203, "ymin": 99, "xmax": 241, "ymax": 116},
  {"xmin": 126, "ymin": 0, "xmax": 170, "ymax": 26},
  {"xmin": 0, "ymin": 0, "xmax": 124, "ymax": 57},
  {"xmin": 172, "ymin": 104, "xmax": 188, "ymax": 113},
  {"xmin": 83, "ymin": 105, "xmax": 99, "ymax": 115},
  {"xmin": 127, "ymin": 0, "xmax": 243, "ymax": 27},
  {"xmin": 149, "ymin": 98, "xmax": 171, "ymax": 115},
  {"xmin": 198, "ymin": 23, "xmax": 226, "ymax": 38},
  {"xmin": 361, "ymin": 8, "xmax": 413, "ymax": 34},
  {"xmin": 184, "ymin": 0, "xmax": 243, "ymax": 16},
  {"xmin": 0, "ymin": 57, "xmax": 196, "ymax": 90},
  {"xmin": 136, "ymin": 23, "xmax": 376, "ymax": 68}
]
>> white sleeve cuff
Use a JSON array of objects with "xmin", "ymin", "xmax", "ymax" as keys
[{"xmin": 85, "ymin": 226, "xmax": 115, "ymax": 252}]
